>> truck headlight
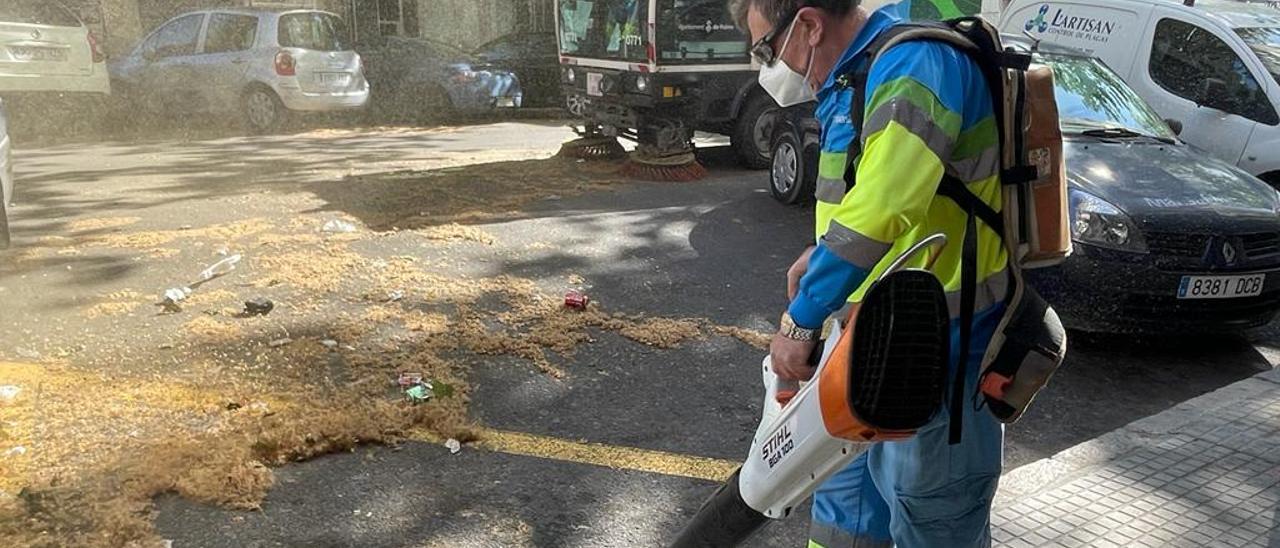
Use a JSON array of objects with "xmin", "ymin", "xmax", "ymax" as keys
[
  {"xmin": 634, "ymin": 74, "xmax": 649, "ymax": 92},
  {"xmin": 1070, "ymin": 188, "xmax": 1147, "ymax": 252},
  {"xmin": 564, "ymin": 67, "xmax": 576, "ymax": 85}
]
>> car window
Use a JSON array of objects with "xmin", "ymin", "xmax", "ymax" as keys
[
  {"xmin": 0, "ymin": 0, "xmax": 81, "ymax": 27},
  {"xmin": 278, "ymin": 12, "xmax": 349, "ymax": 52},
  {"xmin": 1236, "ymin": 26, "xmax": 1280, "ymax": 87},
  {"xmin": 483, "ymin": 37, "xmax": 517, "ymax": 59},
  {"xmin": 203, "ymin": 13, "xmax": 257, "ymax": 54},
  {"xmin": 1044, "ymin": 53, "xmax": 1176, "ymax": 139},
  {"xmin": 1150, "ymin": 18, "xmax": 1278, "ymax": 125},
  {"xmin": 142, "ymin": 14, "xmax": 204, "ymax": 60}
]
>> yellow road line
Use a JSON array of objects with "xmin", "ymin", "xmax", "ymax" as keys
[{"xmin": 409, "ymin": 427, "xmax": 739, "ymax": 482}]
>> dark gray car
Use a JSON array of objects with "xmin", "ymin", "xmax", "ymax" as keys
[
  {"xmin": 768, "ymin": 40, "xmax": 1280, "ymax": 333},
  {"xmin": 357, "ymin": 37, "xmax": 522, "ymax": 121}
]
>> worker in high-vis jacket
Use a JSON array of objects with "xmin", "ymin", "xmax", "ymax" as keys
[{"xmin": 733, "ymin": 0, "xmax": 1009, "ymax": 546}]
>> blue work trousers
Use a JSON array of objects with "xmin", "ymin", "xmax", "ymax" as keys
[{"xmin": 810, "ymin": 305, "xmax": 1005, "ymax": 548}]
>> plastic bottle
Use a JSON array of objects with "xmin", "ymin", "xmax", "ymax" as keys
[{"xmin": 199, "ymin": 254, "xmax": 242, "ymax": 281}]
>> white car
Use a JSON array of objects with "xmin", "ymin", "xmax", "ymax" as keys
[
  {"xmin": 1, "ymin": 97, "xmax": 13, "ymax": 248},
  {"xmin": 0, "ymin": 0, "xmax": 110, "ymax": 95},
  {"xmin": 110, "ymin": 9, "xmax": 369, "ymax": 133},
  {"xmin": 999, "ymin": 0, "xmax": 1280, "ymax": 187}
]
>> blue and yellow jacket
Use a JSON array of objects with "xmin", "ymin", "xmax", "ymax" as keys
[{"xmin": 787, "ymin": 6, "xmax": 1009, "ymax": 329}]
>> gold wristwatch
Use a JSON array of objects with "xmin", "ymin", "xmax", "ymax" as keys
[{"xmin": 779, "ymin": 312, "xmax": 820, "ymax": 342}]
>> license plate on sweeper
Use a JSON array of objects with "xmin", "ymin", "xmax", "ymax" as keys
[{"xmin": 1177, "ymin": 274, "xmax": 1266, "ymax": 300}]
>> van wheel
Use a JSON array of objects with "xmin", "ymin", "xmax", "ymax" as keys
[
  {"xmin": 733, "ymin": 92, "xmax": 780, "ymax": 170},
  {"xmin": 769, "ymin": 119, "xmax": 816, "ymax": 205},
  {"xmin": 244, "ymin": 86, "xmax": 287, "ymax": 134}
]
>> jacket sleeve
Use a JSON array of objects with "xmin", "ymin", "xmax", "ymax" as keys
[{"xmin": 788, "ymin": 42, "xmax": 965, "ymax": 328}]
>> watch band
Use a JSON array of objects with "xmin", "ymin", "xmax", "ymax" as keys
[{"xmin": 779, "ymin": 312, "xmax": 820, "ymax": 342}]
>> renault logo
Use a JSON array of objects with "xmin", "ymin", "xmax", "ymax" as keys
[
  {"xmin": 1223, "ymin": 241, "xmax": 1239, "ymax": 266},
  {"xmin": 31, "ymin": 29, "xmax": 41, "ymax": 40}
]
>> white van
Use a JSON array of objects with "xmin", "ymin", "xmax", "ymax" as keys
[{"xmin": 999, "ymin": 0, "xmax": 1280, "ymax": 187}]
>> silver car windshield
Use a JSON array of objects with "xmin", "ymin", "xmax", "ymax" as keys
[
  {"xmin": 1038, "ymin": 52, "xmax": 1176, "ymax": 140},
  {"xmin": 1237, "ymin": 26, "xmax": 1280, "ymax": 86}
]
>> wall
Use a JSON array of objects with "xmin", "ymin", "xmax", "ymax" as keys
[{"xmin": 416, "ymin": 0, "xmax": 552, "ymax": 50}]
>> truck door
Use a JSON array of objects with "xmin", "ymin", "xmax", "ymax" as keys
[{"xmin": 1136, "ymin": 12, "xmax": 1278, "ymax": 167}]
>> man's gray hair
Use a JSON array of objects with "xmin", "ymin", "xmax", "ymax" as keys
[{"xmin": 730, "ymin": 0, "xmax": 858, "ymax": 32}]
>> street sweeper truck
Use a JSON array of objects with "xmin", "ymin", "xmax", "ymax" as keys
[{"xmin": 555, "ymin": 0, "xmax": 780, "ymax": 179}]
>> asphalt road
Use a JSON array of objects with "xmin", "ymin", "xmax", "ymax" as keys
[{"xmin": 4, "ymin": 121, "xmax": 1276, "ymax": 547}]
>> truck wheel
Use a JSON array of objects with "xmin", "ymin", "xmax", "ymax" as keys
[
  {"xmin": 733, "ymin": 92, "xmax": 780, "ymax": 170},
  {"xmin": 769, "ymin": 120, "xmax": 816, "ymax": 205}
]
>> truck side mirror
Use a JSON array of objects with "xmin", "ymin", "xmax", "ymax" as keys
[
  {"xmin": 1164, "ymin": 118, "xmax": 1183, "ymax": 136},
  {"xmin": 1196, "ymin": 78, "xmax": 1229, "ymax": 110}
]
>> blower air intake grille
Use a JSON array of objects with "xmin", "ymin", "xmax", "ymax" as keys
[{"xmin": 848, "ymin": 270, "xmax": 951, "ymax": 431}]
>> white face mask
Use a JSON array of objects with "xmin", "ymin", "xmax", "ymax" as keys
[{"xmin": 758, "ymin": 20, "xmax": 817, "ymax": 108}]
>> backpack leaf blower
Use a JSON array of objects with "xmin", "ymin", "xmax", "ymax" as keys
[{"xmin": 670, "ymin": 234, "xmax": 953, "ymax": 547}]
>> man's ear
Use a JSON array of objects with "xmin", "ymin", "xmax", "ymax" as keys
[{"xmin": 796, "ymin": 7, "xmax": 825, "ymax": 47}]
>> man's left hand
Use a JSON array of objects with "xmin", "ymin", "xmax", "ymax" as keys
[{"xmin": 770, "ymin": 333, "xmax": 819, "ymax": 381}]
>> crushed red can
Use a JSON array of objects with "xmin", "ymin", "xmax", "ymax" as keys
[{"xmin": 564, "ymin": 290, "xmax": 590, "ymax": 310}]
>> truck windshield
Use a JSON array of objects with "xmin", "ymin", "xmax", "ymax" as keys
[
  {"xmin": 1040, "ymin": 53, "xmax": 1175, "ymax": 140},
  {"xmin": 1237, "ymin": 27, "xmax": 1280, "ymax": 86},
  {"xmin": 656, "ymin": 0, "xmax": 749, "ymax": 64},
  {"xmin": 558, "ymin": 0, "xmax": 649, "ymax": 62}
]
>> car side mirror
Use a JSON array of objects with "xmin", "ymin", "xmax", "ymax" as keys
[
  {"xmin": 1164, "ymin": 118, "xmax": 1183, "ymax": 136},
  {"xmin": 1196, "ymin": 78, "xmax": 1229, "ymax": 110}
]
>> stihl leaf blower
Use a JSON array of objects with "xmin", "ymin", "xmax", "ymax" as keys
[{"xmin": 670, "ymin": 234, "xmax": 953, "ymax": 547}]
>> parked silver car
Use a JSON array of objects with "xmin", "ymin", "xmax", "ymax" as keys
[
  {"xmin": 110, "ymin": 9, "xmax": 369, "ymax": 133},
  {"xmin": 0, "ymin": 0, "xmax": 110, "ymax": 95},
  {"xmin": 1, "ymin": 97, "xmax": 13, "ymax": 248}
]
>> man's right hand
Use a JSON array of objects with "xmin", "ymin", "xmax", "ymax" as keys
[{"xmin": 787, "ymin": 245, "xmax": 817, "ymax": 301}]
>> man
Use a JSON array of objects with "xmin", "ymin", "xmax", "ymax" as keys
[{"xmin": 732, "ymin": 0, "xmax": 1010, "ymax": 546}]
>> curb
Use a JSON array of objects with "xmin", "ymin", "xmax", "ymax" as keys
[{"xmin": 996, "ymin": 366, "xmax": 1280, "ymax": 505}]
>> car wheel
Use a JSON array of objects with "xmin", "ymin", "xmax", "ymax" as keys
[
  {"xmin": 732, "ymin": 91, "xmax": 781, "ymax": 170},
  {"xmin": 423, "ymin": 85, "xmax": 454, "ymax": 121},
  {"xmin": 243, "ymin": 86, "xmax": 287, "ymax": 134},
  {"xmin": 769, "ymin": 120, "xmax": 816, "ymax": 205},
  {"xmin": 0, "ymin": 186, "xmax": 9, "ymax": 250}
]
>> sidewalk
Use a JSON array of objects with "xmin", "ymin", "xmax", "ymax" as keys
[{"xmin": 993, "ymin": 367, "xmax": 1280, "ymax": 548}]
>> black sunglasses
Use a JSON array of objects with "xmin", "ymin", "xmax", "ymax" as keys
[{"xmin": 750, "ymin": 3, "xmax": 812, "ymax": 66}]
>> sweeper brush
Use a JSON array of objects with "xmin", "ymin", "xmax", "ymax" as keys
[
  {"xmin": 557, "ymin": 136, "xmax": 626, "ymax": 161},
  {"xmin": 620, "ymin": 149, "xmax": 708, "ymax": 182}
]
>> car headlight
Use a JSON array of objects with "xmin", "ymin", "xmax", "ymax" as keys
[
  {"xmin": 1070, "ymin": 188, "xmax": 1147, "ymax": 252},
  {"xmin": 634, "ymin": 74, "xmax": 649, "ymax": 92}
]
